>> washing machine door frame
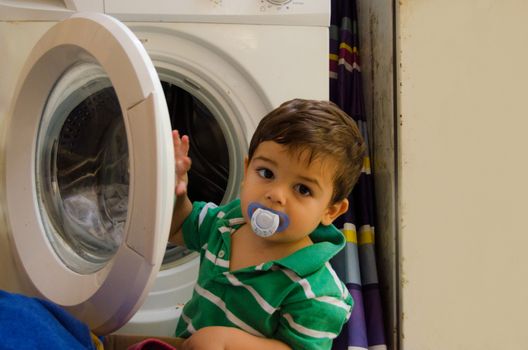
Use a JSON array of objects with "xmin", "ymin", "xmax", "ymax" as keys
[{"xmin": 4, "ymin": 13, "xmax": 174, "ymax": 334}]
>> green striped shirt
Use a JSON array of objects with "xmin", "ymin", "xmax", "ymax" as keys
[{"xmin": 175, "ymin": 200, "xmax": 353, "ymax": 350}]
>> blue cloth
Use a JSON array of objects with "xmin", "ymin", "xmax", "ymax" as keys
[{"xmin": 0, "ymin": 290, "xmax": 95, "ymax": 350}]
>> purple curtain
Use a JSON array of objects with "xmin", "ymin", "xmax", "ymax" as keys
[{"xmin": 329, "ymin": 1, "xmax": 387, "ymax": 349}]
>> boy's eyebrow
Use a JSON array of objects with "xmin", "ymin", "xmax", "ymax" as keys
[
  {"xmin": 253, "ymin": 155, "xmax": 277, "ymax": 165},
  {"xmin": 298, "ymin": 175, "xmax": 323, "ymax": 191}
]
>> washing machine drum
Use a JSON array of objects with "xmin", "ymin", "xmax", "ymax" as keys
[
  {"xmin": 36, "ymin": 62, "xmax": 129, "ymax": 274},
  {"xmin": 5, "ymin": 13, "xmax": 175, "ymax": 334}
]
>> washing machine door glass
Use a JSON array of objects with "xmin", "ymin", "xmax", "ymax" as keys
[
  {"xmin": 36, "ymin": 62, "xmax": 127, "ymax": 274},
  {"xmin": 5, "ymin": 13, "xmax": 174, "ymax": 334}
]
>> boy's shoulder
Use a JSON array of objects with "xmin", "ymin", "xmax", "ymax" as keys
[
  {"xmin": 273, "ymin": 223, "xmax": 346, "ymax": 290},
  {"xmin": 192, "ymin": 198, "xmax": 242, "ymax": 218},
  {"xmin": 189, "ymin": 199, "xmax": 244, "ymax": 229}
]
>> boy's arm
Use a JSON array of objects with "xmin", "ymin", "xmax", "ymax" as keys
[
  {"xmin": 182, "ymin": 326, "xmax": 292, "ymax": 350},
  {"xmin": 168, "ymin": 130, "xmax": 192, "ymax": 246},
  {"xmin": 168, "ymin": 194, "xmax": 192, "ymax": 246}
]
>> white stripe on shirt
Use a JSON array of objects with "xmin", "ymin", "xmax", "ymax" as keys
[
  {"xmin": 205, "ymin": 249, "xmax": 230, "ymax": 268},
  {"xmin": 224, "ymin": 272, "xmax": 277, "ymax": 315},
  {"xmin": 229, "ymin": 218, "xmax": 245, "ymax": 226},
  {"xmin": 194, "ymin": 284, "xmax": 263, "ymax": 337},
  {"xmin": 325, "ymin": 262, "xmax": 348, "ymax": 298},
  {"xmin": 181, "ymin": 312, "xmax": 196, "ymax": 334},
  {"xmin": 282, "ymin": 313, "xmax": 338, "ymax": 339},
  {"xmin": 198, "ymin": 202, "xmax": 218, "ymax": 228},
  {"xmin": 313, "ymin": 296, "xmax": 352, "ymax": 313},
  {"xmin": 281, "ymin": 268, "xmax": 316, "ymax": 299},
  {"xmin": 218, "ymin": 226, "xmax": 232, "ymax": 234}
]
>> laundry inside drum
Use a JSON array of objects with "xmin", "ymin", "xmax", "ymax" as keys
[{"xmin": 35, "ymin": 61, "xmax": 129, "ymax": 274}]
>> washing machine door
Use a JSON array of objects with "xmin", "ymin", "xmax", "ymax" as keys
[{"xmin": 4, "ymin": 13, "xmax": 174, "ymax": 334}]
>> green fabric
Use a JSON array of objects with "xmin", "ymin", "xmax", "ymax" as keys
[{"xmin": 175, "ymin": 200, "xmax": 353, "ymax": 350}]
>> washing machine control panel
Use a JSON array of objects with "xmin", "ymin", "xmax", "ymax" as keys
[
  {"xmin": 104, "ymin": 0, "xmax": 330, "ymax": 26},
  {"xmin": 264, "ymin": 0, "xmax": 292, "ymax": 6},
  {"xmin": 0, "ymin": 0, "xmax": 329, "ymax": 25}
]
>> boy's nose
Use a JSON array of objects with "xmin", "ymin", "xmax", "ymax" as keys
[{"xmin": 265, "ymin": 187, "xmax": 286, "ymax": 206}]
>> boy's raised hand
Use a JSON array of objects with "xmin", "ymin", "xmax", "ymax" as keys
[{"xmin": 172, "ymin": 130, "xmax": 192, "ymax": 197}]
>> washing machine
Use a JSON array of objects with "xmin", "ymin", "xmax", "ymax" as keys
[{"xmin": 0, "ymin": 0, "xmax": 330, "ymax": 336}]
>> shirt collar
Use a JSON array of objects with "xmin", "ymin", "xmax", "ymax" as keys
[
  {"xmin": 274, "ymin": 224, "xmax": 345, "ymax": 277},
  {"xmin": 222, "ymin": 199, "xmax": 346, "ymax": 277}
]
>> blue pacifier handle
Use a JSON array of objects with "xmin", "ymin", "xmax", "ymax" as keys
[{"xmin": 248, "ymin": 202, "xmax": 290, "ymax": 233}]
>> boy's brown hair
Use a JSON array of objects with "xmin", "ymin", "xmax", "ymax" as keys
[{"xmin": 248, "ymin": 99, "xmax": 366, "ymax": 204}]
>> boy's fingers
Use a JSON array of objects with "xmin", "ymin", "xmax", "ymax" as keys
[
  {"xmin": 172, "ymin": 130, "xmax": 180, "ymax": 144},
  {"xmin": 181, "ymin": 135, "xmax": 190, "ymax": 156},
  {"xmin": 175, "ymin": 181, "xmax": 187, "ymax": 196},
  {"xmin": 176, "ymin": 158, "xmax": 191, "ymax": 174},
  {"xmin": 172, "ymin": 130, "xmax": 190, "ymax": 196},
  {"xmin": 173, "ymin": 130, "xmax": 183, "ymax": 151},
  {"xmin": 173, "ymin": 130, "xmax": 190, "ymax": 158}
]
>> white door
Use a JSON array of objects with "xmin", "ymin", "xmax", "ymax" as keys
[{"xmin": 4, "ymin": 13, "xmax": 174, "ymax": 335}]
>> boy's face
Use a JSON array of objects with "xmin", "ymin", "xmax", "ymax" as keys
[{"xmin": 240, "ymin": 141, "xmax": 348, "ymax": 243}]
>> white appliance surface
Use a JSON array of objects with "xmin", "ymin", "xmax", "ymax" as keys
[
  {"xmin": 1, "ymin": 13, "xmax": 175, "ymax": 335},
  {"xmin": 356, "ymin": 1, "xmax": 528, "ymax": 349},
  {"xmin": 0, "ymin": 0, "xmax": 329, "ymax": 337}
]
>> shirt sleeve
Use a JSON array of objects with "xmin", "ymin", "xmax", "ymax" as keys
[
  {"xmin": 274, "ymin": 282, "xmax": 354, "ymax": 350},
  {"xmin": 181, "ymin": 201, "xmax": 220, "ymax": 251}
]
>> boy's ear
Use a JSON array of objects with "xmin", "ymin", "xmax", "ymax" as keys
[{"xmin": 321, "ymin": 199, "xmax": 349, "ymax": 226}]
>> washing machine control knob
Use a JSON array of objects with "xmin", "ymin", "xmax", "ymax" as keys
[{"xmin": 265, "ymin": 0, "xmax": 292, "ymax": 6}]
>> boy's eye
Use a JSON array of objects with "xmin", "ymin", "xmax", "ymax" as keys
[
  {"xmin": 257, "ymin": 168, "xmax": 274, "ymax": 179},
  {"xmin": 295, "ymin": 184, "xmax": 312, "ymax": 197}
]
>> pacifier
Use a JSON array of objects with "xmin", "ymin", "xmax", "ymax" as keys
[{"xmin": 248, "ymin": 202, "xmax": 290, "ymax": 237}]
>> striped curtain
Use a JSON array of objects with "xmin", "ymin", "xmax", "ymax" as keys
[{"xmin": 329, "ymin": 1, "xmax": 387, "ymax": 349}]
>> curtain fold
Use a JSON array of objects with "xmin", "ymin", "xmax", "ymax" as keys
[{"xmin": 329, "ymin": 1, "xmax": 387, "ymax": 349}]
